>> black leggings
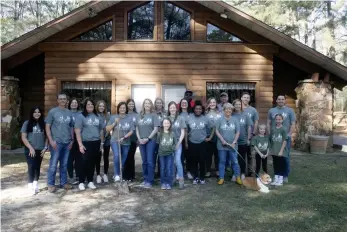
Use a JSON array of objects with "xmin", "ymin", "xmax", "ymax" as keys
[
  {"xmin": 95, "ymin": 144, "xmax": 111, "ymax": 175},
  {"xmin": 189, "ymin": 141, "xmax": 207, "ymax": 180},
  {"xmin": 272, "ymin": 156, "xmax": 285, "ymax": 176},
  {"xmin": 25, "ymin": 148, "xmax": 43, "ymax": 183},
  {"xmin": 67, "ymin": 141, "xmax": 79, "ymax": 179},
  {"xmin": 123, "ymin": 142, "xmax": 137, "ymax": 180},
  {"xmin": 238, "ymin": 144, "xmax": 253, "ymax": 176},
  {"xmin": 206, "ymin": 141, "xmax": 218, "ymax": 173},
  {"xmin": 255, "ymin": 153, "xmax": 268, "ymax": 174},
  {"xmin": 77, "ymin": 140, "xmax": 100, "ymax": 183}
]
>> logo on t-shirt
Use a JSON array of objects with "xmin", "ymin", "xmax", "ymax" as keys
[
  {"xmin": 161, "ymin": 137, "xmax": 173, "ymax": 146},
  {"xmin": 221, "ymin": 123, "xmax": 235, "ymax": 131},
  {"xmin": 57, "ymin": 115, "xmax": 71, "ymax": 124},
  {"xmin": 257, "ymin": 142, "xmax": 268, "ymax": 151},
  {"xmin": 272, "ymin": 134, "xmax": 283, "ymax": 143},
  {"xmin": 247, "ymin": 112, "xmax": 252, "ymax": 118},
  {"xmin": 33, "ymin": 126, "xmax": 43, "ymax": 134},
  {"xmin": 190, "ymin": 121, "xmax": 205, "ymax": 130},
  {"xmin": 87, "ymin": 118, "xmax": 100, "ymax": 126},
  {"xmin": 173, "ymin": 121, "xmax": 180, "ymax": 128},
  {"xmin": 239, "ymin": 118, "xmax": 246, "ymax": 125},
  {"xmin": 139, "ymin": 118, "xmax": 152, "ymax": 126},
  {"xmin": 120, "ymin": 122, "xmax": 130, "ymax": 130}
]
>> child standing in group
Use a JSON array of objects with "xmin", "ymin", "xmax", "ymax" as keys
[
  {"xmin": 269, "ymin": 114, "xmax": 288, "ymax": 186},
  {"xmin": 157, "ymin": 118, "xmax": 177, "ymax": 190},
  {"xmin": 251, "ymin": 124, "xmax": 269, "ymax": 176}
]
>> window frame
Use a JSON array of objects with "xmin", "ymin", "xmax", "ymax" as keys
[
  {"xmin": 71, "ymin": 18, "xmax": 114, "ymax": 42},
  {"xmin": 206, "ymin": 21, "xmax": 245, "ymax": 43},
  {"xmin": 161, "ymin": 1, "xmax": 194, "ymax": 42},
  {"xmin": 124, "ymin": 1, "xmax": 157, "ymax": 41}
]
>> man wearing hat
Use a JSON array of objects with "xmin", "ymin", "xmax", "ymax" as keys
[
  {"xmin": 184, "ymin": 90, "xmax": 195, "ymax": 108},
  {"xmin": 217, "ymin": 92, "xmax": 229, "ymax": 112}
]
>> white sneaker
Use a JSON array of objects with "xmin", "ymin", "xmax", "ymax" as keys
[
  {"xmin": 241, "ymin": 174, "xmax": 245, "ymax": 180},
  {"xmin": 96, "ymin": 175, "xmax": 102, "ymax": 184},
  {"xmin": 28, "ymin": 183, "xmax": 33, "ymax": 189},
  {"xmin": 274, "ymin": 176, "xmax": 283, "ymax": 186},
  {"xmin": 78, "ymin": 183, "xmax": 85, "ymax": 191},
  {"xmin": 176, "ymin": 174, "xmax": 180, "ymax": 181},
  {"xmin": 187, "ymin": 172, "xmax": 193, "ymax": 180},
  {"xmin": 271, "ymin": 175, "xmax": 279, "ymax": 186},
  {"xmin": 87, "ymin": 182, "xmax": 97, "ymax": 189},
  {"xmin": 103, "ymin": 174, "xmax": 109, "ymax": 183},
  {"xmin": 33, "ymin": 181, "xmax": 39, "ymax": 193},
  {"xmin": 231, "ymin": 175, "xmax": 236, "ymax": 182},
  {"xmin": 114, "ymin": 175, "xmax": 120, "ymax": 182}
]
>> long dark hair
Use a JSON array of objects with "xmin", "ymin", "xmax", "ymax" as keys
[
  {"xmin": 192, "ymin": 100, "xmax": 205, "ymax": 116},
  {"xmin": 68, "ymin": 98, "xmax": 80, "ymax": 111},
  {"xmin": 179, "ymin": 98, "xmax": 192, "ymax": 114},
  {"xmin": 126, "ymin": 99, "xmax": 137, "ymax": 113},
  {"xmin": 82, "ymin": 98, "xmax": 98, "ymax": 117},
  {"xmin": 26, "ymin": 106, "xmax": 45, "ymax": 133}
]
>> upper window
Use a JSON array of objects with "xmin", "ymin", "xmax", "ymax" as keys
[
  {"xmin": 72, "ymin": 20, "xmax": 112, "ymax": 41},
  {"xmin": 164, "ymin": 2, "xmax": 191, "ymax": 40},
  {"xmin": 207, "ymin": 23, "xmax": 243, "ymax": 42},
  {"xmin": 127, "ymin": 1, "xmax": 155, "ymax": 40}
]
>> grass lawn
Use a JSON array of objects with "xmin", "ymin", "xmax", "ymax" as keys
[{"xmin": 1, "ymin": 150, "xmax": 347, "ymax": 232}]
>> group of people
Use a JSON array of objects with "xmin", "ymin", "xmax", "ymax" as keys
[{"xmin": 21, "ymin": 90, "xmax": 295, "ymax": 195}]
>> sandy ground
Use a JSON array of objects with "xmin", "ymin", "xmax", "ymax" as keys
[{"xmin": 1, "ymin": 149, "xmax": 347, "ymax": 232}]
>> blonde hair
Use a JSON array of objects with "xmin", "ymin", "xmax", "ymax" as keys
[
  {"xmin": 258, "ymin": 124, "xmax": 267, "ymax": 135},
  {"xmin": 206, "ymin": 97, "xmax": 217, "ymax": 113},
  {"xmin": 232, "ymin": 99, "xmax": 243, "ymax": 113},
  {"xmin": 140, "ymin": 98, "xmax": 154, "ymax": 118},
  {"xmin": 96, "ymin": 100, "xmax": 107, "ymax": 117}
]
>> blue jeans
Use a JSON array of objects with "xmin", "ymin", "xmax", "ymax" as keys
[
  {"xmin": 159, "ymin": 154, "xmax": 174, "ymax": 186},
  {"xmin": 285, "ymin": 137, "xmax": 291, "ymax": 177},
  {"xmin": 111, "ymin": 142, "xmax": 130, "ymax": 176},
  {"xmin": 139, "ymin": 139, "xmax": 157, "ymax": 184},
  {"xmin": 47, "ymin": 142, "xmax": 70, "ymax": 187},
  {"xmin": 218, "ymin": 149, "xmax": 240, "ymax": 179},
  {"xmin": 175, "ymin": 144, "xmax": 184, "ymax": 178}
]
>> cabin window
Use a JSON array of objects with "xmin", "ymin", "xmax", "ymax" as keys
[
  {"xmin": 207, "ymin": 23, "xmax": 243, "ymax": 42},
  {"xmin": 72, "ymin": 20, "xmax": 112, "ymax": 41},
  {"xmin": 161, "ymin": 85, "xmax": 186, "ymax": 110},
  {"xmin": 131, "ymin": 84, "xmax": 157, "ymax": 112},
  {"xmin": 206, "ymin": 82, "xmax": 256, "ymax": 107},
  {"xmin": 62, "ymin": 81, "xmax": 112, "ymax": 113},
  {"xmin": 127, "ymin": 1, "xmax": 155, "ymax": 40},
  {"xmin": 164, "ymin": 2, "xmax": 191, "ymax": 41}
]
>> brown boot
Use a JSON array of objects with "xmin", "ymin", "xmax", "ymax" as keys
[
  {"xmin": 48, "ymin": 186, "xmax": 57, "ymax": 193},
  {"xmin": 63, "ymin": 184, "xmax": 72, "ymax": 190}
]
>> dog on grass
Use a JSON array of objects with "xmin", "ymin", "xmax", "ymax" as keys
[{"xmin": 242, "ymin": 173, "xmax": 271, "ymax": 193}]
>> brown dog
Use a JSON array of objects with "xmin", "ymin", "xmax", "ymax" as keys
[{"xmin": 242, "ymin": 174, "xmax": 271, "ymax": 193}]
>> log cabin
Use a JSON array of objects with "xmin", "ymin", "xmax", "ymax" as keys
[{"xmin": 1, "ymin": 1, "xmax": 347, "ymax": 145}]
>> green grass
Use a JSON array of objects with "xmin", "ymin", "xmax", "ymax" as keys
[{"xmin": 1, "ymin": 150, "xmax": 347, "ymax": 232}]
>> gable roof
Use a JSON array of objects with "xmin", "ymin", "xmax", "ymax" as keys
[{"xmin": 1, "ymin": 0, "xmax": 346, "ymax": 80}]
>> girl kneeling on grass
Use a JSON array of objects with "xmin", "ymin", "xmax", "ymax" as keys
[
  {"xmin": 157, "ymin": 118, "xmax": 177, "ymax": 190},
  {"xmin": 251, "ymin": 124, "xmax": 269, "ymax": 176},
  {"xmin": 270, "ymin": 114, "xmax": 288, "ymax": 186},
  {"xmin": 215, "ymin": 103, "xmax": 242, "ymax": 185}
]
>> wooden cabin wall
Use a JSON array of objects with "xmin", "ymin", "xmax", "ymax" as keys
[
  {"xmin": 8, "ymin": 54, "xmax": 45, "ymax": 121},
  {"xmin": 45, "ymin": 51, "xmax": 273, "ymax": 120}
]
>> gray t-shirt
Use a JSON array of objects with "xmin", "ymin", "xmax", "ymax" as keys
[
  {"xmin": 186, "ymin": 114, "xmax": 213, "ymax": 144},
  {"xmin": 179, "ymin": 112, "xmax": 190, "ymax": 124},
  {"xmin": 136, "ymin": 113, "xmax": 160, "ymax": 139},
  {"xmin": 127, "ymin": 112, "xmax": 138, "ymax": 143},
  {"xmin": 268, "ymin": 106, "xmax": 296, "ymax": 133},
  {"xmin": 156, "ymin": 111, "xmax": 166, "ymax": 127},
  {"xmin": 216, "ymin": 116, "xmax": 240, "ymax": 151},
  {"xmin": 169, "ymin": 115, "xmax": 187, "ymax": 142},
  {"xmin": 243, "ymin": 106, "xmax": 259, "ymax": 126},
  {"xmin": 107, "ymin": 115, "xmax": 135, "ymax": 145},
  {"xmin": 75, "ymin": 113, "xmax": 103, "ymax": 141},
  {"xmin": 46, "ymin": 107, "xmax": 73, "ymax": 144},
  {"xmin": 71, "ymin": 111, "xmax": 81, "ymax": 125},
  {"xmin": 205, "ymin": 110, "xmax": 222, "ymax": 138},
  {"xmin": 21, "ymin": 121, "xmax": 46, "ymax": 150},
  {"xmin": 232, "ymin": 112, "xmax": 252, "ymax": 145}
]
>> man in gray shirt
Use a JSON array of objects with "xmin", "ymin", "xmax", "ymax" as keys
[
  {"xmin": 217, "ymin": 92, "xmax": 229, "ymax": 112},
  {"xmin": 46, "ymin": 93, "xmax": 74, "ymax": 192},
  {"xmin": 267, "ymin": 95, "xmax": 296, "ymax": 183}
]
